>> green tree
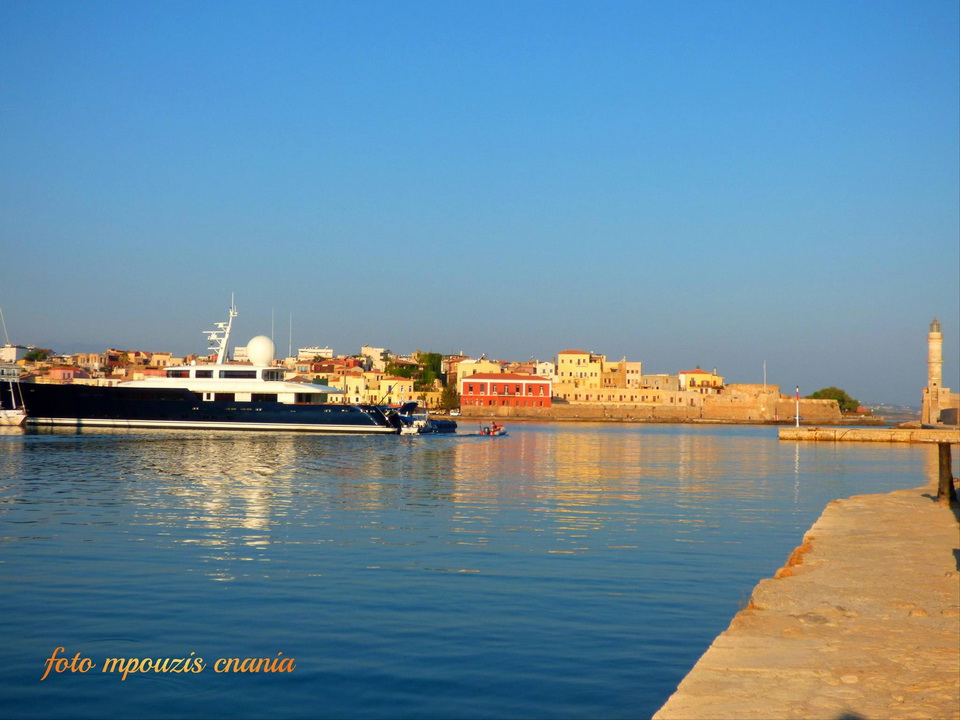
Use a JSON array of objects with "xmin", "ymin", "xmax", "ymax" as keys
[
  {"xmin": 24, "ymin": 349, "xmax": 50, "ymax": 362},
  {"xmin": 418, "ymin": 352, "xmax": 443, "ymax": 378},
  {"xmin": 806, "ymin": 387, "xmax": 859, "ymax": 413},
  {"xmin": 389, "ymin": 352, "xmax": 445, "ymax": 391},
  {"xmin": 384, "ymin": 362, "xmax": 415, "ymax": 379},
  {"xmin": 414, "ymin": 373, "xmax": 437, "ymax": 391},
  {"xmin": 438, "ymin": 384, "xmax": 460, "ymax": 411}
]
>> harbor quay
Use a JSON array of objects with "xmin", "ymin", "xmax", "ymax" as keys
[
  {"xmin": 653, "ymin": 480, "xmax": 960, "ymax": 720},
  {"xmin": 780, "ymin": 427, "xmax": 960, "ymax": 444}
]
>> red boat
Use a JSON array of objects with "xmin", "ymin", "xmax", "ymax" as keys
[{"xmin": 480, "ymin": 422, "xmax": 507, "ymax": 436}]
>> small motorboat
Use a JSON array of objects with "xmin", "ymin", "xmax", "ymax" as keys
[
  {"xmin": 396, "ymin": 402, "xmax": 458, "ymax": 435},
  {"xmin": 479, "ymin": 422, "xmax": 507, "ymax": 437}
]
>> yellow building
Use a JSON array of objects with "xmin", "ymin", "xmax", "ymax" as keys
[
  {"xmin": 325, "ymin": 372, "xmax": 369, "ymax": 404},
  {"xmin": 377, "ymin": 376, "xmax": 415, "ymax": 405},
  {"xmin": 555, "ymin": 350, "xmax": 604, "ymax": 385},
  {"xmin": 454, "ymin": 357, "xmax": 505, "ymax": 388},
  {"xmin": 678, "ymin": 368, "xmax": 724, "ymax": 393},
  {"xmin": 318, "ymin": 371, "xmax": 419, "ymax": 406},
  {"xmin": 416, "ymin": 390, "xmax": 444, "ymax": 409},
  {"xmin": 148, "ymin": 352, "xmax": 181, "ymax": 368},
  {"xmin": 602, "ymin": 358, "xmax": 643, "ymax": 389},
  {"xmin": 553, "ymin": 350, "xmax": 607, "ymax": 402}
]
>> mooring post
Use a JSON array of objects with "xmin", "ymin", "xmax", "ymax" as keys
[{"xmin": 937, "ymin": 442, "xmax": 957, "ymax": 504}]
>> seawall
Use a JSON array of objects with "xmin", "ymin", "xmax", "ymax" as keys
[
  {"xmin": 780, "ymin": 427, "xmax": 960, "ymax": 443},
  {"xmin": 458, "ymin": 406, "xmax": 850, "ymax": 424},
  {"xmin": 653, "ymin": 484, "xmax": 960, "ymax": 719}
]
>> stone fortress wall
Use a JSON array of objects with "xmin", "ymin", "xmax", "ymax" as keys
[{"xmin": 461, "ymin": 383, "xmax": 841, "ymax": 423}]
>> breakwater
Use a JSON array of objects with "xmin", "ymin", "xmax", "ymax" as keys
[
  {"xmin": 654, "ymin": 483, "xmax": 960, "ymax": 719},
  {"xmin": 780, "ymin": 427, "xmax": 960, "ymax": 443}
]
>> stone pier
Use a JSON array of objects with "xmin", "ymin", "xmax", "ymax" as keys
[
  {"xmin": 653, "ymin": 484, "xmax": 960, "ymax": 719},
  {"xmin": 780, "ymin": 427, "xmax": 960, "ymax": 444}
]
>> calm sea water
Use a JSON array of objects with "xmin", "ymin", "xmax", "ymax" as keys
[{"xmin": 0, "ymin": 423, "xmax": 951, "ymax": 719}]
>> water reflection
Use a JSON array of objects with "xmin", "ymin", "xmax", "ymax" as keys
[
  {"xmin": 2, "ymin": 424, "xmax": 952, "ymax": 720},
  {"xmin": 3, "ymin": 426, "xmax": 949, "ymax": 585}
]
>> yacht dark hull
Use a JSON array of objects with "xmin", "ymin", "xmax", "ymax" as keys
[{"xmin": 19, "ymin": 383, "xmax": 401, "ymax": 434}]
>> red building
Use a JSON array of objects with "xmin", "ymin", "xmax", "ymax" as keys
[{"xmin": 459, "ymin": 373, "xmax": 552, "ymax": 409}]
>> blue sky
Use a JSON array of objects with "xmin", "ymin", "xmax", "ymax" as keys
[{"xmin": 1, "ymin": 1, "xmax": 957, "ymax": 406}]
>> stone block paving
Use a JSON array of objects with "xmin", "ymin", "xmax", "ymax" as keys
[{"xmin": 654, "ymin": 485, "xmax": 960, "ymax": 720}]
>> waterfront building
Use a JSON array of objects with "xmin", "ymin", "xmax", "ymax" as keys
[
  {"xmin": 602, "ymin": 358, "xmax": 643, "ymax": 389},
  {"xmin": 325, "ymin": 371, "xmax": 370, "ymax": 405},
  {"xmin": 639, "ymin": 374, "xmax": 680, "ymax": 392},
  {"xmin": 678, "ymin": 368, "xmax": 724, "ymax": 393},
  {"xmin": 323, "ymin": 371, "xmax": 415, "ymax": 405},
  {"xmin": 460, "ymin": 372, "xmax": 552, "ymax": 409},
  {"xmin": 454, "ymin": 357, "xmax": 507, "ymax": 388},
  {"xmin": 555, "ymin": 350, "xmax": 604, "ymax": 385},
  {"xmin": 416, "ymin": 390, "xmax": 443, "ymax": 409},
  {"xmin": 553, "ymin": 350, "xmax": 605, "ymax": 401},
  {"xmin": 377, "ymin": 376, "xmax": 415, "ymax": 405}
]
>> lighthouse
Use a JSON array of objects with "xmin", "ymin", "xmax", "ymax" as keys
[{"xmin": 922, "ymin": 318, "xmax": 945, "ymax": 425}]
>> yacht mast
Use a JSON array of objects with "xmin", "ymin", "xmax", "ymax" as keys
[{"xmin": 204, "ymin": 296, "xmax": 238, "ymax": 365}]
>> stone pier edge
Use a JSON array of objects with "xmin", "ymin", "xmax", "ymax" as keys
[
  {"xmin": 652, "ymin": 481, "xmax": 960, "ymax": 720},
  {"xmin": 779, "ymin": 426, "xmax": 960, "ymax": 443}
]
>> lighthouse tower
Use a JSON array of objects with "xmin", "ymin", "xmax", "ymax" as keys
[{"xmin": 922, "ymin": 318, "xmax": 943, "ymax": 424}]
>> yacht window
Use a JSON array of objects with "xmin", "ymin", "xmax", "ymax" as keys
[
  {"xmin": 219, "ymin": 370, "xmax": 257, "ymax": 379},
  {"xmin": 195, "ymin": 370, "xmax": 213, "ymax": 378},
  {"xmin": 252, "ymin": 393, "xmax": 277, "ymax": 402},
  {"xmin": 167, "ymin": 370, "xmax": 190, "ymax": 378}
]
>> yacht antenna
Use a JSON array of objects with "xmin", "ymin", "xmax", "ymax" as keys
[
  {"xmin": 204, "ymin": 295, "xmax": 238, "ymax": 365},
  {"xmin": 0, "ymin": 306, "xmax": 9, "ymax": 345}
]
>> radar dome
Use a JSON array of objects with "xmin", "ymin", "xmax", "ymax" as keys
[{"xmin": 246, "ymin": 335, "xmax": 275, "ymax": 367}]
